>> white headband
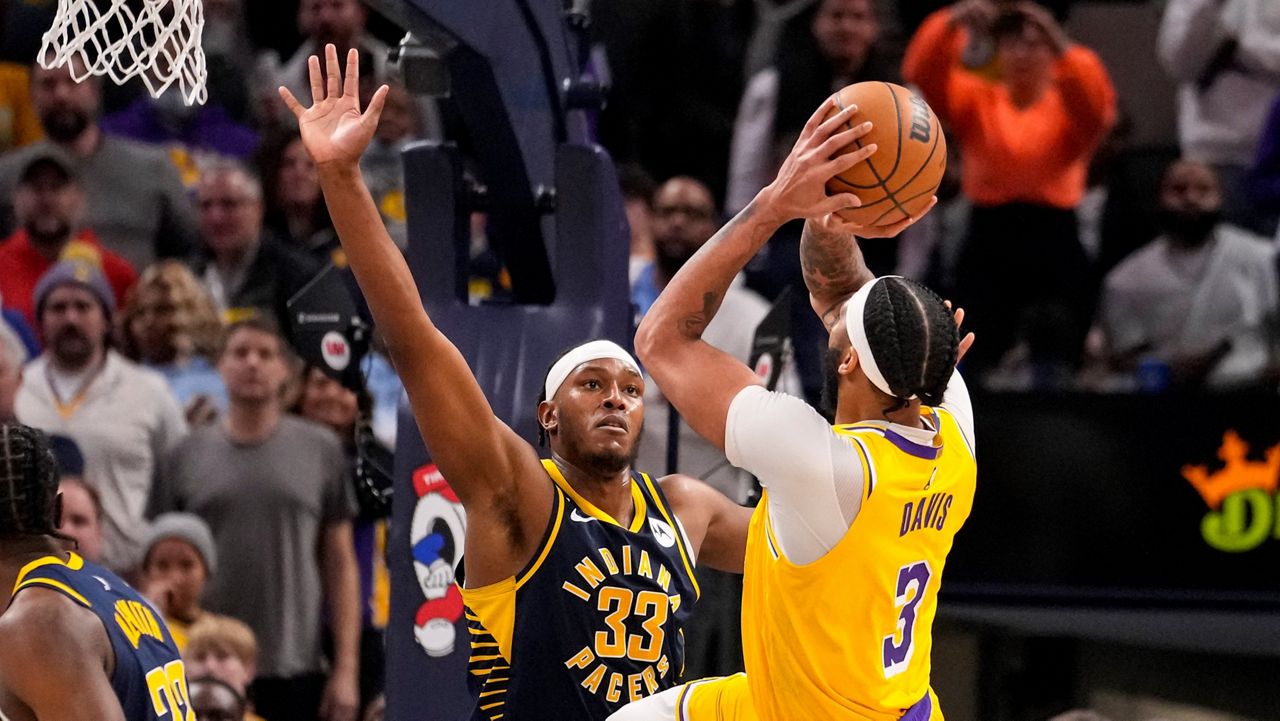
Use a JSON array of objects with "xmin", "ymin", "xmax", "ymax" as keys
[
  {"xmin": 844, "ymin": 276, "xmax": 915, "ymax": 400},
  {"xmin": 543, "ymin": 340, "xmax": 642, "ymax": 400}
]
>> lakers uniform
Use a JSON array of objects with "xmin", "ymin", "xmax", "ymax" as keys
[
  {"xmin": 463, "ymin": 460, "xmax": 700, "ymax": 720},
  {"xmin": 684, "ymin": 406, "xmax": 975, "ymax": 721},
  {"xmin": 8, "ymin": 552, "xmax": 194, "ymax": 721}
]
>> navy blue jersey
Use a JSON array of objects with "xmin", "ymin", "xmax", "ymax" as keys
[
  {"xmin": 461, "ymin": 460, "xmax": 700, "ymax": 721},
  {"xmin": 9, "ymin": 553, "xmax": 192, "ymax": 721}
]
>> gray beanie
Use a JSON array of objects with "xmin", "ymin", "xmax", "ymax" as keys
[
  {"xmin": 33, "ymin": 259, "xmax": 116, "ymax": 322},
  {"xmin": 143, "ymin": 513, "xmax": 217, "ymax": 576}
]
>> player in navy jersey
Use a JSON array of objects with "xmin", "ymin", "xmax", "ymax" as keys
[
  {"xmin": 0, "ymin": 423, "xmax": 195, "ymax": 721},
  {"xmin": 283, "ymin": 46, "xmax": 752, "ymax": 720}
]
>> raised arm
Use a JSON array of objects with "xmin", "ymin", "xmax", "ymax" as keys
[
  {"xmin": 636, "ymin": 98, "xmax": 904, "ymax": 450},
  {"xmin": 280, "ymin": 48, "xmax": 545, "ymax": 525},
  {"xmin": 800, "ymin": 215, "xmax": 876, "ymax": 330}
]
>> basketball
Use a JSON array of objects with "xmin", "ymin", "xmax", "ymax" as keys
[{"xmin": 824, "ymin": 82, "xmax": 947, "ymax": 227}]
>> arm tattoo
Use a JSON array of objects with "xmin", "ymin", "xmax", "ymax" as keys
[
  {"xmin": 678, "ymin": 291, "xmax": 722, "ymax": 338},
  {"xmin": 800, "ymin": 221, "xmax": 869, "ymax": 302}
]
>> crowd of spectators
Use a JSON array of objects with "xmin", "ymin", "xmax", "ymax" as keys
[{"xmin": 1, "ymin": 0, "xmax": 1279, "ymax": 719}]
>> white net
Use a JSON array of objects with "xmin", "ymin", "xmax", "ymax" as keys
[{"xmin": 39, "ymin": 0, "xmax": 207, "ymax": 106}]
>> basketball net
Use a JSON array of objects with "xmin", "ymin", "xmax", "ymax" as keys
[{"xmin": 39, "ymin": 0, "xmax": 208, "ymax": 106}]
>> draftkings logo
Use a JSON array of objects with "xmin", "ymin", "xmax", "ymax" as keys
[{"xmin": 1182, "ymin": 431, "xmax": 1280, "ymax": 552}]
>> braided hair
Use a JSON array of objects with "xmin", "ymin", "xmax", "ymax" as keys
[
  {"xmin": 860, "ymin": 278, "xmax": 959, "ymax": 413},
  {"xmin": 0, "ymin": 424, "xmax": 61, "ymax": 539}
]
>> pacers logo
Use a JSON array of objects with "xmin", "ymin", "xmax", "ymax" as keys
[
  {"xmin": 561, "ymin": 545, "xmax": 684, "ymax": 704},
  {"xmin": 1182, "ymin": 431, "xmax": 1280, "ymax": 552}
]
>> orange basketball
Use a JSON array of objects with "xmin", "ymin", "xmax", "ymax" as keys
[{"xmin": 823, "ymin": 82, "xmax": 947, "ymax": 227}]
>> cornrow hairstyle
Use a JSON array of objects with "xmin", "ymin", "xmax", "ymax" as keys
[
  {"xmin": 0, "ymin": 424, "xmax": 62, "ymax": 539},
  {"xmin": 860, "ymin": 278, "xmax": 958, "ymax": 414},
  {"xmin": 536, "ymin": 346, "xmax": 579, "ymax": 447}
]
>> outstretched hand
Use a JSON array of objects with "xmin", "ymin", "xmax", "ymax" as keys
[
  {"xmin": 757, "ymin": 95, "xmax": 875, "ymax": 224},
  {"xmin": 279, "ymin": 44, "xmax": 389, "ymax": 168}
]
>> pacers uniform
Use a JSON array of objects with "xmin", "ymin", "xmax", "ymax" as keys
[
  {"xmin": 7, "ymin": 552, "xmax": 194, "ymax": 721},
  {"xmin": 462, "ymin": 459, "xmax": 700, "ymax": 721}
]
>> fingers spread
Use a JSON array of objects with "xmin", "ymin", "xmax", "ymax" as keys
[
  {"xmin": 801, "ymin": 94, "xmax": 842, "ymax": 140},
  {"xmin": 363, "ymin": 84, "xmax": 391, "ymax": 126},
  {"xmin": 279, "ymin": 86, "xmax": 305, "ymax": 117},
  {"xmin": 818, "ymin": 121, "xmax": 872, "ymax": 158},
  {"xmin": 325, "ymin": 43, "xmax": 342, "ymax": 99},
  {"xmin": 343, "ymin": 47, "xmax": 360, "ymax": 100},
  {"xmin": 827, "ymin": 143, "xmax": 878, "ymax": 175},
  {"xmin": 308, "ymin": 55, "xmax": 324, "ymax": 105},
  {"xmin": 815, "ymin": 104, "xmax": 860, "ymax": 143}
]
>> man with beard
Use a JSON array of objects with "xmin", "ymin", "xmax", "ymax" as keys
[
  {"xmin": 0, "ymin": 150, "xmax": 136, "ymax": 328},
  {"xmin": 14, "ymin": 259, "xmax": 188, "ymax": 572},
  {"xmin": 151, "ymin": 316, "xmax": 361, "ymax": 721},
  {"xmin": 282, "ymin": 46, "xmax": 752, "ymax": 720},
  {"xmin": 0, "ymin": 58, "xmax": 198, "ymax": 269},
  {"xmin": 1099, "ymin": 159, "xmax": 1279, "ymax": 389}
]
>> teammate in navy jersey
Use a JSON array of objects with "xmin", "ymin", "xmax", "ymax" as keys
[
  {"xmin": 284, "ymin": 46, "xmax": 753, "ymax": 719},
  {"xmin": 0, "ymin": 423, "xmax": 194, "ymax": 721}
]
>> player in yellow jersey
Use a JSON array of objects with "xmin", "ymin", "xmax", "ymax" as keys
[{"xmin": 612, "ymin": 96, "xmax": 976, "ymax": 721}]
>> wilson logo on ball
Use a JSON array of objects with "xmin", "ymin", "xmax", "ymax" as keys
[{"xmin": 908, "ymin": 94, "xmax": 932, "ymax": 143}]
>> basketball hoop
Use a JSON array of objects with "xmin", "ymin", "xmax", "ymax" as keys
[{"xmin": 39, "ymin": 0, "xmax": 208, "ymax": 106}]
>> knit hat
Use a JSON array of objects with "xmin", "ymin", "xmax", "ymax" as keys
[
  {"xmin": 33, "ymin": 258, "xmax": 116, "ymax": 322},
  {"xmin": 143, "ymin": 513, "xmax": 217, "ymax": 576}
]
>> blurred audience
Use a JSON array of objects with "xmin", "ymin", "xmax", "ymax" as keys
[
  {"xmin": 153, "ymin": 317, "xmax": 360, "ymax": 721},
  {"xmin": 728, "ymin": 0, "xmax": 892, "ymax": 214},
  {"xmin": 292, "ymin": 364, "xmax": 389, "ymax": 713},
  {"xmin": 192, "ymin": 161, "xmax": 322, "ymax": 327},
  {"xmin": 1247, "ymin": 92, "xmax": 1280, "ymax": 233},
  {"xmin": 49, "ymin": 432, "xmax": 106, "ymax": 563},
  {"xmin": 57, "ymin": 475, "xmax": 105, "ymax": 564},
  {"xmin": 0, "ymin": 61, "xmax": 42, "ymax": 152},
  {"xmin": 185, "ymin": 615, "xmax": 260, "ymax": 703},
  {"xmin": 118, "ymin": 261, "xmax": 228, "ymax": 426},
  {"xmin": 100, "ymin": 88, "xmax": 259, "ymax": 188},
  {"xmin": 269, "ymin": 0, "xmax": 388, "ymax": 129},
  {"xmin": 904, "ymin": 0, "xmax": 1116, "ymax": 381},
  {"xmin": 140, "ymin": 512, "xmax": 219, "ymax": 650},
  {"xmin": 1096, "ymin": 160, "xmax": 1278, "ymax": 391},
  {"xmin": 0, "ymin": 59, "xmax": 198, "ymax": 269},
  {"xmin": 358, "ymin": 83, "xmax": 423, "ymax": 251},
  {"xmin": 1158, "ymin": 0, "xmax": 1280, "ymax": 236},
  {"xmin": 0, "ymin": 319, "xmax": 22, "ymax": 421},
  {"xmin": 258, "ymin": 132, "xmax": 338, "ymax": 261},
  {"xmin": 0, "ymin": 148, "xmax": 136, "ymax": 328},
  {"xmin": 189, "ymin": 677, "xmax": 249, "ymax": 721},
  {"xmin": 617, "ymin": 163, "xmax": 657, "ymax": 283},
  {"xmin": 14, "ymin": 259, "xmax": 187, "ymax": 572}
]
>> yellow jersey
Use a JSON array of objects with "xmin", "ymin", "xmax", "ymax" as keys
[{"xmin": 739, "ymin": 407, "xmax": 976, "ymax": 721}]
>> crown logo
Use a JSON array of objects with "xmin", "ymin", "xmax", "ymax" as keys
[{"xmin": 1181, "ymin": 431, "xmax": 1280, "ymax": 510}]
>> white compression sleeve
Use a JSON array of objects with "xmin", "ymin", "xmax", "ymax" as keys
[{"xmin": 724, "ymin": 386, "xmax": 865, "ymax": 565}]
